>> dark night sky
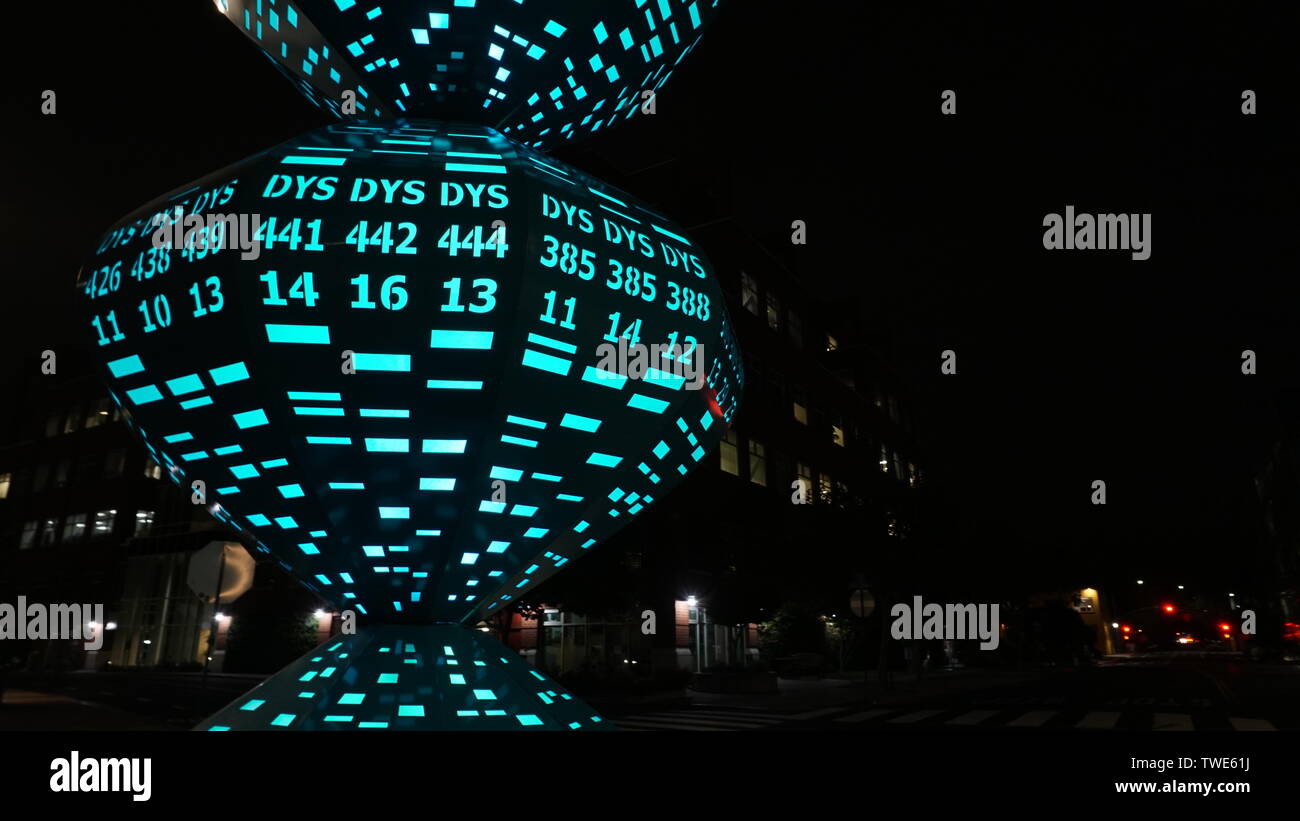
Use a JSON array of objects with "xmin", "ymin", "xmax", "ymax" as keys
[{"xmin": 5, "ymin": 2, "xmax": 1300, "ymax": 597}]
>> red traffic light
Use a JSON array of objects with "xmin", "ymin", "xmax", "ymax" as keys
[
  {"xmin": 1162, "ymin": 604, "xmax": 1175, "ymax": 613},
  {"xmin": 1121, "ymin": 625, "xmax": 1132, "ymax": 633},
  {"xmin": 1218, "ymin": 623, "xmax": 1231, "ymax": 632}
]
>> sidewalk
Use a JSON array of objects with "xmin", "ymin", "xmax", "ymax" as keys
[
  {"xmin": 691, "ymin": 668, "xmax": 1048, "ymax": 712},
  {"xmin": 589, "ymin": 667, "xmax": 1049, "ymax": 715},
  {"xmin": 0, "ymin": 690, "xmax": 176, "ymax": 731}
]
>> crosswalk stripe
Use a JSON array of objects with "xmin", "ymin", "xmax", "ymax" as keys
[
  {"xmin": 1006, "ymin": 710, "xmax": 1057, "ymax": 727},
  {"xmin": 620, "ymin": 714, "xmax": 768, "ymax": 729},
  {"xmin": 788, "ymin": 707, "xmax": 846, "ymax": 720},
  {"xmin": 615, "ymin": 720, "xmax": 728, "ymax": 731},
  {"xmin": 1152, "ymin": 712, "xmax": 1193, "ymax": 731},
  {"xmin": 946, "ymin": 709, "xmax": 999, "ymax": 726},
  {"xmin": 834, "ymin": 709, "xmax": 893, "ymax": 724},
  {"xmin": 1229, "ymin": 717, "xmax": 1276, "ymax": 731},
  {"xmin": 673, "ymin": 710, "xmax": 786, "ymax": 724},
  {"xmin": 1075, "ymin": 711, "xmax": 1121, "ymax": 730},
  {"xmin": 887, "ymin": 709, "xmax": 943, "ymax": 724}
]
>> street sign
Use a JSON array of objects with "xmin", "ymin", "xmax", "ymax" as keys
[
  {"xmin": 850, "ymin": 588, "xmax": 876, "ymax": 618},
  {"xmin": 187, "ymin": 541, "xmax": 255, "ymax": 603}
]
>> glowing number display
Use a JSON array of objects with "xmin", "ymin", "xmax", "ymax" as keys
[{"xmin": 75, "ymin": 121, "xmax": 743, "ymax": 633}]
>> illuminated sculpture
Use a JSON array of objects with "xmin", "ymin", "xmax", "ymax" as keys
[
  {"xmin": 75, "ymin": 2, "xmax": 735, "ymax": 731},
  {"xmin": 212, "ymin": 0, "xmax": 722, "ymax": 148}
]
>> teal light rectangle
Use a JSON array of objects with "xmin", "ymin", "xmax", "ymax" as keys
[
  {"xmin": 232, "ymin": 409, "xmax": 269, "ymax": 429},
  {"xmin": 266, "ymin": 324, "xmax": 331, "ymax": 344},
  {"xmin": 445, "ymin": 162, "xmax": 507, "ymax": 174},
  {"xmin": 126, "ymin": 385, "xmax": 163, "ymax": 405},
  {"xmin": 420, "ymin": 477, "xmax": 456, "ymax": 491},
  {"xmin": 282, "ymin": 155, "xmax": 347, "ymax": 166},
  {"xmin": 628, "ymin": 393, "xmax": 669, "ymax": 413},
  {"xmin": 306, "ymin": 436, "xmax": 352, "ymax": 445},
  {"xmin": 366, "ymin": 438, "xmax": 410, "ymax": 453},
  {"xmin": 180, "ymin": 396, "xmax": 213, "ymax": 409},
  {"xmin": 526, "ymin": 332, "xmax": 579, "ymax": 354},
  {"xmin": 422, "ymin": 439, "xmax": 467, "ymax": 453},
  {"xmin": 560, "ymin": 413, "xmax": 601, "ymax": 432},
  {"xmin": 353, "ymin": 352, "xmax": 411, "ymax": 371},
  {"xmin": 581, "ymin": 366, "xmax": 626, "ymax": 390},
  {"xmin": 209, "ymin": 361, "xmax": 250, "ymax": 385},
  {"xmin": 329, "ymin": 482, "xmax": 365, "ymax": 489},
  {"xmin": 107, "ymin": 354, "xmax": 145, "ymax": 378},
  {"xmin": 506, "ymin": 415, "xmax": 546, "ymax": 429},
  {"xmin": 587, "ymin": 452, "xmax": 622, "ymax": 468},
  {"xmin": 294, "ymin": 406, "xmax": 345, "ymax": 416},
  {"xmin": 521, "ymin": 348, "xmax": 572, "ymax": 376},
  {"xmin": 359, "ymin": 408, "xmax": 410, "ymax": 418},
  {"xmin": 288, "ymin": 391, "xmax": 341, "ymax": 401},
  {"xmin": 429, "ymin": 329, "xmax": 494, "ymax": 349},
  {"xmin": 426, "ymin": 379, "xmax": 484, "ymax": 390}
]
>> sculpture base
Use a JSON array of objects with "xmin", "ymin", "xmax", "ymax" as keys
[{"xmin": 195, "ymin": 625, "xmax": 611, "ymax": 731}]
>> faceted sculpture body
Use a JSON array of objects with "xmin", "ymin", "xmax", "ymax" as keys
[
  {"xmin": 78, "ymin": 120, "xmax": 742, "ymax": 634},
  {"xmin": 216, "ymin": 0, "xmax": 723, "ymax": 148}
]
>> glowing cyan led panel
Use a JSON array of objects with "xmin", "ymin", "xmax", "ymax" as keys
[
  {"xmin": 197, "ymin": 625, "xmax": 612, "ymax": 731},
  {"xmin": 76, "ymin": 120, "xmax": 743, "ymax": 627},
  {"xmin": 215, "ymin": 0, "xmax": 724, "ymax": 148}
]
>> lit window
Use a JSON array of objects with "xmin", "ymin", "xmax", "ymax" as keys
[
  {"xmin": 63, "ymin": 403, "xmax": 83, "ymax": 434},
  {"xmin": 793, "ymin": 402, "xmax": 808, "ymax": 425},
  {"xmin": 19, "ymin": 520, "xmax": 38, "ymax": 549},
  {"xmin": 887, "ymin": 515, "xmax": 901, "ymax": 538},
  {"xmin": 879, "ymin": 444, "xmax": 890, "ymax": 473},
  {"xmin": 93, "ymin": 509, "xmax": 117, "ymax": 538},
  {"xmin": 0, "ymin": 472, "xmax": 9, "ymax": 499},
  {"xmin": 818, "ymin": 474, "xmax": 834, "ymax": 505},
  {"xmin": 748, "ymin": 439, "xmax": 767, "ymax": 486},
  {"xmin": 84, "ymin": 398, "xmax": 112, "ymax": 429},
  {"xmin": 766, "ymin": 293, "xmax": 781, "ymax": 332},
  {"xmin": 62, "ymin": 513, "xmax": 87, "ymax": 543},
  {"xmin": 826, "ymin": 334, "xmax": 839, "ymax": 352},
  {"xmin": 832, "ymin": 424, "xmax": 845, "ymax": 447},
  {"xmin": 740, "ymin": 272, "xmax": 759, "ymax": 316},
  {"xmin": 143, "ymin": 457, "xmax": 163, "ymax": 480},
  {"xmin": 719, "ymin": 429, "xmax": 739, "ymax": 476},
  {"xmin": 39, "ymin": 518, "xmax": 58, "ymax": 547},
  {"xmin": 134, "ymin": 510, "xmax": 156, "ymax": 537},
  {"xmin": 908, "ymin": 463, "xmax": 920, "ymax": 488}
]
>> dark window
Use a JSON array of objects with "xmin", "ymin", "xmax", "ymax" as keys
[{"xmin": 741, "ymin": 272, "xmax": 759, "ymax": 315}]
